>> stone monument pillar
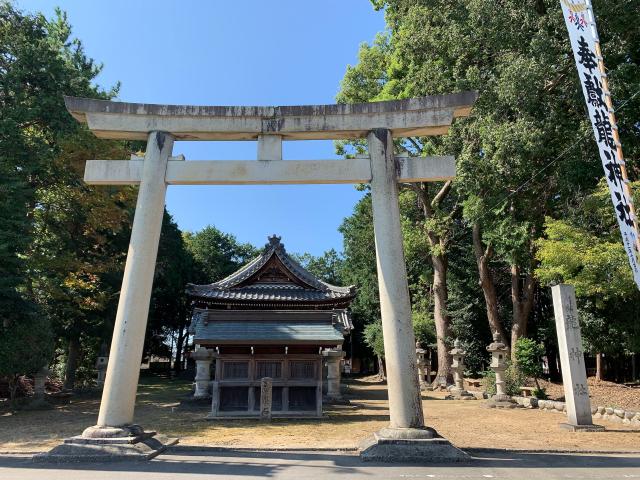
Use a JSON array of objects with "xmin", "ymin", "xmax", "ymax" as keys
[
  {"xmin": 260, "ymin": 377, "xmax": 273, "ymax": 421},
  {"xmin": 552, "ymin": 284, "xmax": 604, "ymax": 431},
  {"xmin": 192, "ymin": 346, "xmax": 213, "ymax": 399},
  {"xmin": 486, "ymin": 333, "xmax": 515, "ymax": 408},
  {"xmin": 33, "ymin": 366, "xmax": 48, "ymax": 399},
  {"xmin": 95, "ymin": 356, "xmax": 108, "ymax": 389},
  {"xmin": 447, "ymin": 340, "xmax": 474, "ymax": 400},
  {"xmin": 415, "ymin": 342, "xmax": 429, "ymax": 390},
  {"xmin": 323, "ymin": 348, "xmax": 345, "ymax": 400}
]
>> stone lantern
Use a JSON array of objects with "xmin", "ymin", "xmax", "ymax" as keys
[
  {"xmin": 192, "ymin": 346, "xmax": 214, "ymax": 399},
  {"xmin": 415, "ymin": 341, "xmax": 429, "ymax": 390},
  {"xmin": 486, "ymin": 333, "xmax": 514, "ymax": 407},
  {"xmin": 95, "ymin": 355, "xmax": 108, "ymax": 389},
  {"xmin": 447, "ymin": 339, "xmax": 474, "ymax": 400}
]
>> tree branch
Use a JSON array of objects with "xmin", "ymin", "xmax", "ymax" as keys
[{"xmin": 431, "ymin": 180, "xmax": 452, "ymax": 209}]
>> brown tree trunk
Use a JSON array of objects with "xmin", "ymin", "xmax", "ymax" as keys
[
  {"xmin": 174, "ymin": 325, "xmax": 185, "ymax": 373},
  {"xmin": 413, "ymin": 181, "xmax": 455, "ymax": 386},
  {"xmin": 8, "ymin": 374, "xmax": 19, "ymax": 405},
  {"xmin": 377, "ymin": 356, "xmax": 386, "ymax": 381},
  {"xmin": 546, "ymin": 344, "xmax": 561, "ymax": 381},
  {"xmin": 63, "ymin": 336, "xmax": 81, "ymax": 391},
  {"xmin": 595, "ymin": 352, "xmax": 603, "ymax": 381},
  {"xmin": 510, "ymin": 265, "xmax": 535, "ymax": 361},
  {"xmin": 472, "ymin": 222, "xmax": 508, "ymax": 346},
  {"xmin": 433, "ymin": 254, "xmax": 453, "ymax": 385}
]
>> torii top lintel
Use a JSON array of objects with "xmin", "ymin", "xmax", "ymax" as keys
[{"xmin": 63, "ymin": 91, "xmax": 478, "ymax": 141}]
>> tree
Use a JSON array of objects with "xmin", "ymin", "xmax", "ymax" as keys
[
  {"xmin": 337, "ymin": 37, "xmax": 457, "ymax": 382},
  {"xmin": 183, "ymin": 226, "xmax": 258, "ymax": 284},
  {"xmin": 293, "ymin": 249, "xmax": 345, "ymax": 285},
  {"xmin": 0, "ymin": 3, "xmax": 123, "ymax": 390},
  {"xmin": 514, "ymin": 337, "xmax": 545, "ymax": 391},
  {"xmin": 0, "ymin": 309, "xmax": 53, "ymax": 403},
  {"xmin": 364, "ymin": 0, "xmax": 640, "ymax": 360},
  {"xmin": 536, "ymin": 180, "xmax": 640, "ymax": 381},
  {"xmin": 147, "ymin": 211, "xmax": 194, "ymax": 371}
]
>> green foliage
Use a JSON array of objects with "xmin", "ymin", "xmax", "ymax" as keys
[
  {"xmin": 363, "ymin": 321, "xmax": 385, "ymax": 359},
  {"xmin": 412, "ymin": 310, "xmax": 436, "ymax": 347},
  {"xmin": 514, "ymin": 337, "xmax": 544, "ymax": 379},
  {"xmin": 536, "ymin": 180, "xmax": 640, "ymax": 355},
  {"xmin": 361, "ymin": 313, "xmax": 436, "ymax": 361},
  {"xmin": 344, "ymin": 0, "xmax": 640, "ymax": 365},
  {"xmin": 533, "ymin": 388, "xmax": 548, "ymax": 400},
  {"xmin": 0, "ymin": 2, "xmax": 123, "ymax": 389},
  {"xmin": 0, "ymin": 308, "xmax": 54, "ymax": 401},
  {"xmin": 293, "ymin": 249, "xmax": 345, "ymax": 285},
  {"xmin": 482, "ymin": 361, "xmax": 526, "ymax": 397},
  {"xmin": 536, "ymin": 180, "xmax": 640, "ymax": 302},
  {"xmin": 183, "ymin": 226, "xmax": 258, "ymax": 284}
]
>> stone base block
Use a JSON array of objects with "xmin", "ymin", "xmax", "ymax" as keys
[
  {"xmin": 33, "ymin": 425, "xmax": 178, "ymax": 462},
  {"xmin": 359, "ymin": 427, "xmax": 468, "ymax": 463},
  {"xmin": 559, "ymin": 422, "xmax": 605, "ymax": 432},
  {"xmin": 445, "ymin": 389, "xmax": 476, "ymax": 401},
  {"xmin": 323, "ymin": 395, "xmax": 351, "ymax": 405},
  {"xmin": 484, "ymin": 399, "xmax": 517, "ymax": 409}
]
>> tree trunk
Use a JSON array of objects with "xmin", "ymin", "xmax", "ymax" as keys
[
  {"xmin": 546, "ymin": 344, "xmax": 561, "ymax": 381},
  {"xmin": 412, "ymin": 181, "xmax": 455, "ymax": 386},
  {"xmin": 377, "ymin": 356, "xmax": 386, "ymax": 381},
  {"xmin": 472, "ymin": 222, "xmax": 508, "ymax": 346},
  {"xmin": 63, "ymin": 336, "xmax": 81, "ymax": 391},
  {"xmin": 596, "ymin": 352, "xmax": 603, "ymax": 381},
  {"xmin": 8, "ymin": 374, "xmax": 19, "ymax": 405},
  {"xmin": 174, "ymin": 325, "xmax": 185, "ymax": 373},
  {"xmin": 433, "ymin": 254, "xmax": 453, "ymax": 385},
  {"xmin": 510, "ymin": 265, "xmax": 535, "ymax": 361}
]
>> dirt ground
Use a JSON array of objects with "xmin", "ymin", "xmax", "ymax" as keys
[
  {"xmin": 0, "ymin": 375, "xmax": 638, "ymax": 453},
  {"xmin": 537, "ymin": 377, "xmax": 640, "ymax": 411}
]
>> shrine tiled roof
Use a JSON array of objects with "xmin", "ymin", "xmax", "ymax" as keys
[
  {"xmin": 189, "ymin": 309, "xmax": 348, "ymax": 344},
  {"xmin": 186, "ymin": 235, "xmax": 356, "ymax": 306}
]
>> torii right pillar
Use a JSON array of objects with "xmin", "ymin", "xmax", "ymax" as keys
[{"xmin": 360, "ymin": 129, "xmax": 467, "ymax": 461}]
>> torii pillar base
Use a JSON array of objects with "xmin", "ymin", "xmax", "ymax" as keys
[
  {"xmin": 34, "ymin": 425, "xmax": 178, "ymax": 462},
  {"xmin": 559, "ymin": 423, "xmax": 605, "ymax": 433},
  {"xmin": 359, "ymin": 427, "xmax": 468, "ymax": 463}
]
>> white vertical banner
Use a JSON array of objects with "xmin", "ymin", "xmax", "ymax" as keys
[{"xmin": 560, "ymin": 0, "xmax": 640, "ymax": 290}]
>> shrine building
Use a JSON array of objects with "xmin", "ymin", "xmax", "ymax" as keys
[{"xmin": 186, "ymin": 235, "xmax": 356, "ymax": 418}]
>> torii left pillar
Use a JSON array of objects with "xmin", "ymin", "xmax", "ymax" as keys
[{"xmin": 36, "ymin": 131, "xmax": 179, "ymax": 460}]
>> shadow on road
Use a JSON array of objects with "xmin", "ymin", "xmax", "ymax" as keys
[{"xmin": 1, "ymin": 447, "xmax": 639, "ymax": 478}]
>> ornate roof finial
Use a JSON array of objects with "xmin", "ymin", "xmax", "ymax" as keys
[{"xmin": 265, "ymin": 234, "xmax": 284, "ymax": 251}]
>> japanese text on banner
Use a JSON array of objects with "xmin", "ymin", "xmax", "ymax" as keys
[{"xmin": 560, "ymin": 0, "xmax": 640, "ymax": 289}]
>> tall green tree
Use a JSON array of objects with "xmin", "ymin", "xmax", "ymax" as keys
[
  {"xmin": 183, "ymin": 226, "xmax": 258, "ymax": 284},
  {"xmin": 536, "ymin": 180, "xmax": 640, "ymax": 380},
  {"xmin": 294, "ymin": 249, "xmax": 345, "ymax": 285},
  {"xmin": 147, "ymin": 211, "xmax": 195, "ymax": 371},
  {"xmin": 359, "ymin": 0, "xmax": 640, "ymax": 361},
  {"xmin": 0, "ymin": 3, "xmax": 122, "ymax": 390}
]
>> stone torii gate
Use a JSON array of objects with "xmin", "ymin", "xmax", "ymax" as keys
[{"xmin": 42, "ymin": 92, "xmax": 477, "ymax": 462}]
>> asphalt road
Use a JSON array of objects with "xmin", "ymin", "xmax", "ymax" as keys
[{"xmin": 1, "ymin": 449, "xmax": 640, "ymax": 480}]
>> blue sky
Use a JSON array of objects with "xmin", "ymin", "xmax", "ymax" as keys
[{"xmin": 17, "ymin": 0, "xmax": 386, "ymax": 256}]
